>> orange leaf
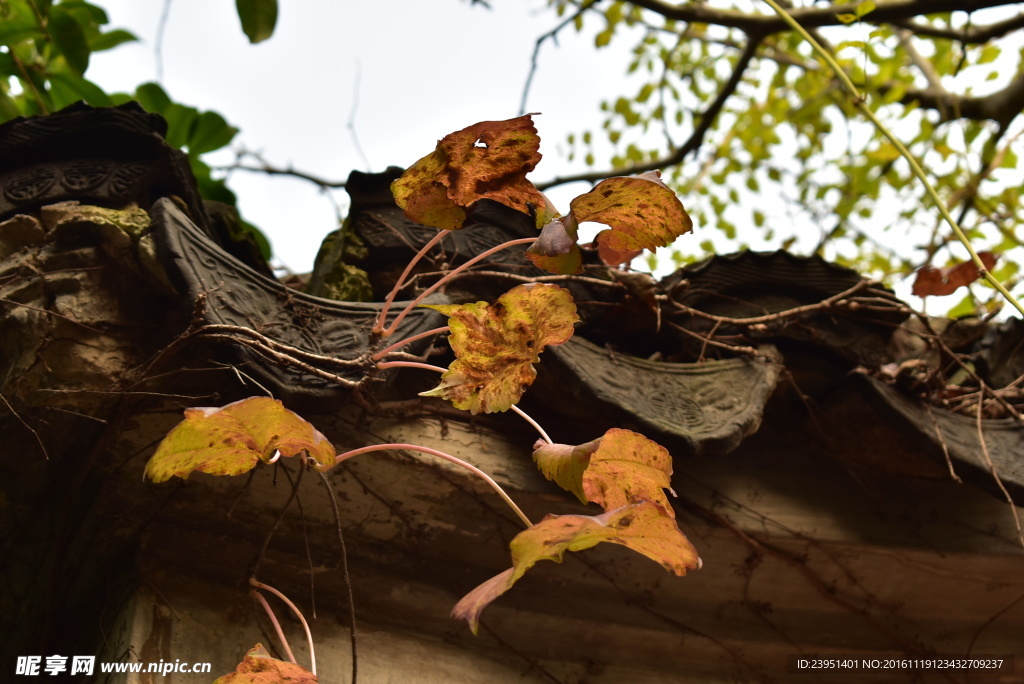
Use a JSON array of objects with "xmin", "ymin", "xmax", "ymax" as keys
[
  {"xmin": 452, "ymin": 501, "xmax": 701, "ymax": 633},
  {"xmin": 593, "ymin": 229, "xmax": 643, "ymax": 268},
  {"xmin": 421, "ymin": 283, "xmax": 578, "ymax": 413},
  {"xmin": 912, "ymin": 252, "xmax": 998, "ymax": 297},
  {"xmin": 145, "ymin": 397, "xmax": 336, "ymax": 482},
  {"xmin": 212, "ymin": 644, "xmax": 317, "ymax": 683},
  {"xmin": 569, "ymin": 170, "xmax": 692, "ymax": 252},
  {"xmin": 391, "ymin": 114, "xmax": 555, "ymax": 230}
]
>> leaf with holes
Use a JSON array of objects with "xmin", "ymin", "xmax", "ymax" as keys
[
  {"xmin": 527, "ymin": 170, "xmax": 690, "ymax": 275},
  {"xmin": 452, "ymin": 500, "xmax": 701, "ymax": 633},
  {"xmin": 391, "ymin": 114, "xmax": 556, "ymax": 230},
  {"xmin": 420, "ymin": 283, "xmax": 578, "ymax": 414},
  {"xmin": 145, "ymin": 397, "xmax": 336, "ymax": 482},
  {"xmin": 572, "ymin": 171, "xmax": 692, "ymax": 254},
  {"xmin": 213, "ymin": 644, "xmax": 317, "ymax": 683},
  {"xmin": 533, "ymin": 429, "xmax": 675, "ymax": 513},
  {"xmin": 912, "ymin": 252, "xmax": 998, "ymax": 297}
]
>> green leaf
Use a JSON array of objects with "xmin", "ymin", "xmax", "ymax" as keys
[
  {"xmin": 421, "ymin": 283, "xmax": 579, "ymax": 414},
  {"xmin": 856, "ymin": 0, "xmax": 876, "ymax": 17},
  {"xmin": 48, "ymin": 70, "xmax": 112, "ymax": 107},
  {"xmin": 452, "ymin": 500, "xmax": 701, "ymax": 633},
  {"xmin": 162, "ymin": 102, "xmax": 198, "ymax": 149},
  {"xmin": 48, "ymin": 5, "xmax": 91, "ymax": 77},
  {"xmin": 145, "ymin": 397, "xmax": 336, "ymax": 482},
  {"xmin": 0, "ymin": 92, "xmax": 21, "ymax": 122},
  {"xmin": 188, "ymin": 109, "xmax": 239, "ymax": 155},
  {"xmin": 836, "ymin": 13, "xmax": 857, "ymax": 24},
  {"xmin": 134, "ymin": 81, "xmax": 173, "ymax": 113},
  {"xmin": 90, "ymin": 28, "xmax": 137, "ymax": 52},
  {"xmin": 235, "ymin": 0, "xmax": 278, "ymax": 44},
  {"xmin": 0, "ymin": 18, "xmax": 43, "ymax": 45}
]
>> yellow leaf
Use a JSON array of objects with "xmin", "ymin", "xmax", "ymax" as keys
[{"xmin": 145, "ymin": 397, "xmax": 336, "ymax": 482}]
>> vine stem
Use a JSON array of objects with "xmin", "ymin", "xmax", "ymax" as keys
[
  {"xmin": 250, "ymin": 590, "xmax": 296, "ymax": 664},
  {"xmin": 761, "ymin": 0, "xmax": 1024, "ymax": 318},
  {"xmin": 374, "ymin": 231, "xmax": 446, "ymax": 334},
  {"xmin": 383, "ymin": 237, "xmax": 538, "ymax": 337},
  {"xmin": 371, "ymin": 326, "xmax": 450, "ymax": 361},
  {"xmin": 373, "ymin": 361, "xmax": 556, "ymax": 445},
  {"xmin": 322, "ymin": 443, "xmax": 534, "ymax": 529},
  {"xmin": 249, "ymin": 578, "xmax": 317, "ymax": 676},
  {"xmin": 511, "ymin": 405, "xmax": 553, "ymax": 444}
]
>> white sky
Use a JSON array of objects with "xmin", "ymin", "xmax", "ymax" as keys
[
  {"xmin": 84, "ymin": 1, "xmax": 1024, "ymax": 316},
  {"xmin": 88, "ymin": 0, "xmax": 633, "ymax": 273}
]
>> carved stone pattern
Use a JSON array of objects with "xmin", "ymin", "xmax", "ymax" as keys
[
  {"xmin": 153, "ymin": 199, "xmax": 446, "ymax": 403},
  {"xmin": 548, "ymin": 337, "xmax": 781, "ymax": 456}
]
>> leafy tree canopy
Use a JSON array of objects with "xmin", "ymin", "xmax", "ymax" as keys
[
  {"xmin": 2, "ymin": 0, "xmax": 1022, "ymax": 315},
  {"xmin": 540, "ymin": 0, "xmax": 1024, "ymax": 316}
]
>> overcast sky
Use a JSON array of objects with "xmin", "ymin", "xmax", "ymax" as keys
[{"xmin": 88, "ymin": 0, "xmax": 638, "ymax": 273}]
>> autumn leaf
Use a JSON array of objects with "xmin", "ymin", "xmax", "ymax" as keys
[
  {"xmin": 911, "ymin": 252, "xmax": 998, "ymax": 297},
  {"xmin": 531, "ymin": 436, "xmax": 601, "ymax": 504},
  {"xmin": 593, "ymin": 229, "xmax": 643, "ymax": 268},
  {"xmin": 571, "ymin": 170, "xmax": 691, "ymax": 253},
  {"xmin": 421, "ymin": 283, "xmax": 578, "ymax": 414},
  {"xmin": 145, "ymin": 397, "xmax": 336, "ymax": 482},
  {"xmin": 533, "ymin": 429, "xmax": 675, "ymax": 514},
  {"xmin": 525, "ymin": 214, "xmax": 583, "ymax": 274},
  {"xmin": 526, "ymin": 170, "xmax": 691, "ymax": 275},
  {"xmin": 452, "ymin": 500, "xmax": 701, "ymax": 633},
  {"xmin": 391, "ymin": 114, "xmax": 556, "ymax": 230},
  {"xmin": 213, "ymin": 644, "xmax": 317, "ymax": 683}
]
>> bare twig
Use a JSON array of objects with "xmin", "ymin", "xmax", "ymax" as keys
[
  {"xmin": 975, "ymin": 398, "xmax": 1024, "ymax": 547},
  {"xmin": 317, "ymin": 471, "xmax": 358, "ymax": 684},
  {"xmin": 0, "ymin": 392, "xmax": 48, "ymax": 459},
  {"xmin": 519, "ymin": 0, "xmax": 602, "ymax": 115}
]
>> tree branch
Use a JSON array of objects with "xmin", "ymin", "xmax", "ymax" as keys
[
  {"xmin": 893, "ymin": 11, "xmax": 1024, "ymax": 43},
  {"xmin": 538, "ymin": 35, "xmax": 761, "ymax": 189},
  {"xmin": 623, "ymin": 0, "xmax": 1018, "ymax": 35}
]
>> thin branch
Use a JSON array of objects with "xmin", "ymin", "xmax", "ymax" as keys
[
  {"xmin": 625, "ymin": 0, "xmax": 1017, "ymax": 35},
  {"xmin": 324, "ymin": 443, "xmax": 533, "ymax": 528},
  {"xmin": 975, "ymin": 399, "xmax": 1024, "ymax": 547},
  {"xmin": 348, "ymin": 60, "xmax": 372, "ymax": 172},
  {"xmin": 317, "ymin": 471, "xmax": 358, "ymax": 684},
  {"xmin": 893, "ymin": 12, "xmax": 1024, "ymax": 44},
  {"xmin": 215, "ymin": 150, "xmax": 348, "ymax": 189},
  {"xmin": 0, "ymin": 392, "xmax": 48, "ymax": 459},
  {"xmin": 384, "ymin": 237, "xmax": 538, "ymax": 336},
  {"xmin": 371, "ymin": 326, "xmax": 449, "ymax": 362},
  {"xmin": 520, "ymin": 0, "xmax": 602, "ymax": 115},
  {"xmin": 538, "ymin": 36, "xmax": 762, "ymax": 189}
]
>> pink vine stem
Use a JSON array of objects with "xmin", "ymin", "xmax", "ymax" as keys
[
  {"xmin": 375, "ymin": 360, "xmax": 554, "ymax": 445},
  {"xmin": 250, "ymin": 578, "xmax": 317, "ymax": 676},
  {"xmin": 323, "ymin": 443, "xmax": 533, "ymax": 528},
  {"xmin": 371, "ymin": 326, "xmax": 450, "ymax": 361},
  {"xmin": 373, "ymin": 231, "xmax": 446, "ymax": 334},
  {"xmin": 383, "ymin": 237, "xmax": 537, "ymax": 337},
  {"xmin": 249, "ymin": 590, "xmax": 295, "ymax": 664}
]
